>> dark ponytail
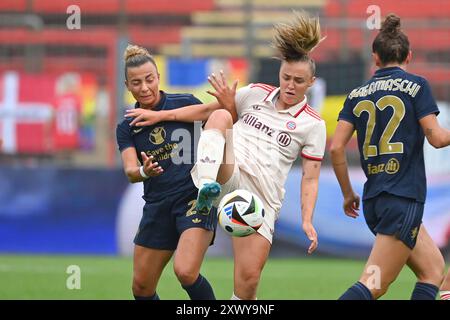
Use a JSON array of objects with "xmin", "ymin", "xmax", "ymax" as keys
[{"xmin": 372, "ymin": 14, "xmax": 410, "ymax": 65}]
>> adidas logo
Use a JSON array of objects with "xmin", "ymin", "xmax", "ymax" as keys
[
  {"xmin": 192, "ymin": 218, "xmax": 202, "ymax": 224},
  {"xmin": 200, "ymin": 156, "xmax": 216, "ymax": 164}
]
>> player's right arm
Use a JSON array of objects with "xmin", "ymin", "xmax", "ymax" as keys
[
  {"xmin": 127, "ymin": 70, "xmax": 239, "ymax": 126},
  {"xmin": 127, "ymin": 101, "xmax": 222, "ymax": 127},
  {"xmin": 121, "ymin": 148, "xmax": 163, "ymax": 183},
  {"xmin": 330, "ymin": 120, "xmax": 360, "ymax": 218},
  {"xmin": 419, "ymin": 114, "xmax": 450, "ymax": 149}
]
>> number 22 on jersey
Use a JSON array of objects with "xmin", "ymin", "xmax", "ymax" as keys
[{"xmin": 353, "ymin": 95, "xmax": 405, "ymax": 160}]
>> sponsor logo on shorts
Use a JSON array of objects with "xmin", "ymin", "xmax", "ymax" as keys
[
  {"xmin": 410, "ymin": 227, "xmax": 419, "ymax": 240},
  {"xmin": 192, "ymin": 218, "xmax": 202, "ymax": 224}
]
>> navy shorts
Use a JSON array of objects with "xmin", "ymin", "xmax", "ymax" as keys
[
  {"xmin": 134, "ymin": 189, "xmax": 217, "ymax": 250},
  {"xmin": 363, "ymin": 192, "xmax": 423, "ymax": 249}
]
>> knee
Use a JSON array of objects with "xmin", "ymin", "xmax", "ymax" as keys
[
  {"xmin": 174, "ymin": 265, "xmax": 199, "ymax": 286},
  {"xmin": 236, "ymin": 268, "xmax": 261, "ymax": 291},
  {"xmin": 206, "ymin": 109, "xmax": 233, "ymax": 129},
  {"xmin": 417, "ymin": 257, "xmax": 446, "ymax": 285},
  {"xmin": 132, "ymin": 276, "xmax": 154, "ymax": 297},
  {"xmin": 359, "ymin": 278, "xmax": 391, "ymax": 300},
  {"xmin": 370, "ymin": 286, "xmax": 389, "ymax": 300}
]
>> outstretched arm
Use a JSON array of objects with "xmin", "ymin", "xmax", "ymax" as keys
[
  {"xmin": 301, "ymin": 157, "xmax": 321, "ymax": 254},
  {"xmin": 126, "ymin": 101, "xmax": 221, "ymax": 127},
  {"xmin": 207, "ymin": 70, "xmax": 239, "ymax": 123},
  {"xmin": 330, "ymin": 120, "xmax": 360, "ymax": 218},
  {"xmin": 126, "ymin": 70, "xmax": 239, "ymax": 127}
]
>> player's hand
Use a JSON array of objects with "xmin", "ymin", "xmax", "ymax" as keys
[
  {"xmin": 207, "ymin": 70, "xmax": 238, "ymax": 110},
  {"xmin": 302, "ymin": 222, "xmax": 318, "ymax": 254},
  {"xmin": 141, "ymin": 152, "xmax": 163, "ymax": 177},
  {"xmin": 343, "ymin": 192, "xmax": 360, "ymax": 219},
  {"xmin": 125, "ymin": 108, "xmax": 161, "ymax": 127}
]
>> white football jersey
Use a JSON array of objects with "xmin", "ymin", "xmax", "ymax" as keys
[{"xmin": 232, "ymin": 83, "xmax": 326, "ymax": 216}]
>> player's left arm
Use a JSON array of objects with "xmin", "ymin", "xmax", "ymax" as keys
[
  {"xmin": 301, "ymin": 157, "xmax": 321, "ymax": 254},
  {"xmin": 419, "ymin": 114, "xmax": 450, "ymax": 149},
  {"xmin": 330, "ymin": 120, "xmax": 360, "ymax": 218}
]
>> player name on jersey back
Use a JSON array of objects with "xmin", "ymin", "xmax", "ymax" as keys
[{"xmin": 348, "ymin": 77, "xmax": 421, "ymax": 100}]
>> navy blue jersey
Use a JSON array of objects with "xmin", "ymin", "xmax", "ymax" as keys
[
  {"xmin": 116, "ymin": 91, "xmax": 201, "ymax": 201},
  {"xmin": 339, "ymin": 67, "xmax": 439, "ymax": 202}
]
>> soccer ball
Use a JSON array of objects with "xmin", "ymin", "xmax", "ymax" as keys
[{"xmin": 217, "ymin": 189, "xmax": 265, "ymax": 237}]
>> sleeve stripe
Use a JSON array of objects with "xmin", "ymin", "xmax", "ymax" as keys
[
  {"xmin": 301, "ymin": 152, "xmax": 323, "ymax": 161},
  {"xmin": 251, "ymin": 83, "xmax": 275, "ymax": 91},
  {"xmin": 251, "ymin": 84, "xmax": 274, "ymax": 93},
  {"xmin": 305, "ymin": 107, "xmax": 322, "ymax": 121}
]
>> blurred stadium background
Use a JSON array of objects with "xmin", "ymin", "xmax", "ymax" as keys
[{"xmin": 0, "ymin": 0, "xmax": 449, "ymax": 299}]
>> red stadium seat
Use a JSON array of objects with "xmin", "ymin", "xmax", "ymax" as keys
[
  {"xmin": 325, "ymin": 0, "xmax": 450, "ymax": 19},
  {"xmin": 29, "ymin": 0, "xmax": 214, "ymax": 14},
  {"xmin": 0, "ymin": 0, "xmax": 27, "ymax": 12}
]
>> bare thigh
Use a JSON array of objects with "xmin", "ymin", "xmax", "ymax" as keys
[
  {"xmin": 133, "ymin": 245, "xmax": 173, "ymax": 296},
  {"xmin": 232, "ymin": 232, "xmax": 271, "ymax": 299},
  {"xmin": 407, "ymin": 225, "xmax": 445, "ymax": 286},
  {"xmin": 359, "ymin": 233, "xmax": 411, "ymax": 298},
  {"xmin": 173, "ymin": 227, "xmax": 214, "ymax": 285}
]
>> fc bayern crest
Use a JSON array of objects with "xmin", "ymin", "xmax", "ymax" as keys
[{"xmin": 286, "ymin": 121, "xmax": 296, "ymax": 130}]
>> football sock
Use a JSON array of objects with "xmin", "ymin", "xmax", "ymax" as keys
[
  {"xmin": 339, "ymin": 281, "xmax": 373, "ymax": 300},
  {"xmin": 133, "ymin": 292, "xmax": 160, "ymax": 300},
  {"xmin": 411, "ymin": 282, "xmax": 439, "ymax": 300},
  {"xmin": 230, "ymin": 292, "xmax": 257, "ymax": 300},
  {"xmin": 230, "ymin": 293, "xmax": 242, "ymax": 300},
  {"xmin": 182, "ymin": 274, "xmax": 216, "ymax": 300},
  {"xmin": 439, "ymin": 290, "xmax": 450, "ymax": 300},
  {"xmin": 196, "ymin": 129, "xmax": 225, "ymax": 188}
]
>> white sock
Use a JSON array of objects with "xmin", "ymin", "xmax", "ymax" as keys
[
  {"xmin": 440, "ymin": 290, "xmax": 450, "ymax": 300},
  {"xmin": 230, "ymin": 292, "xmax": 257, "ymax": 300},
  {"xmin": 196, "ymin": 129, "xmax": 225, "ymax": 188},
  {"xmin": 230, "ymin": 293, "xmax": 241, "ymax": 300}
]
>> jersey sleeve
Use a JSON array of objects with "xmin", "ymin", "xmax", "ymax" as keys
[
  {"xmin": 301, "ymin": 120, "xmax": 327, "ymax": 161},
  {"xmin": 414, "ymin": 78, "xmax": 440, "ymax": 120},
  {"xmin": 188, "ymin": 94, "xmax": 203, "ymax": 106},
  {"xmin": 338, "ymin": 95, "xmax": 356, "ymax": 125},
  {"xmin": 234, "ymin": 84, "xmax": 252, "ymax": 117},
  {"xmin": 116, "ymin": 122, "xmax": 134, "ymax": 152}
]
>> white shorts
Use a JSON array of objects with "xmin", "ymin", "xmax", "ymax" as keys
[{"xmin": 191, "ymin": 163, "xmax": 276, "ymax": 244}]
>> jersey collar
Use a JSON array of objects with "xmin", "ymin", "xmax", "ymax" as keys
[
  {"xmin": 265, "ymin": 88, "xmax": 308, "ymax": 117},
  {"xmin": 374, "ymin": 66, "xmax": 404, "ymax": 78},
  {"xmin": 134, "ymin": 90, "xmax": 166, "ymax": 111}
]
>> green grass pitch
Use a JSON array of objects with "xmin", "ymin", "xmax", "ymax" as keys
[{"xmin": 0, "ymin": 255, "xmax": 418, "ymax": 300}]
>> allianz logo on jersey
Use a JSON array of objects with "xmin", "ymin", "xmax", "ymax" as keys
[
  {"xmin": 243, "ymin": 114, "xmax": 275, "ymax": 137},
  {"xmin": 242, "ymin": 114, "xmax": 292, "ymax": 147},
  {"xmin": 367, "ymin": 158, "xmax": 400, "ymax": 175}
]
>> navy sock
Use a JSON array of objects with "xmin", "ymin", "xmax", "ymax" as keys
[
  {"xmin": 182, "ymin": 274, "xmax": 216, "ymax": 300},
  {"xmin": 339, "ymin": 281, "xmax": 373, "ymax": 300},
  {"xmin": 134, "ymin": 292, "xmax": 160, "ymax": 300},
  {"xmin": 411, "ymin": 282, "xmax": 439, "ymax": 300}
]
